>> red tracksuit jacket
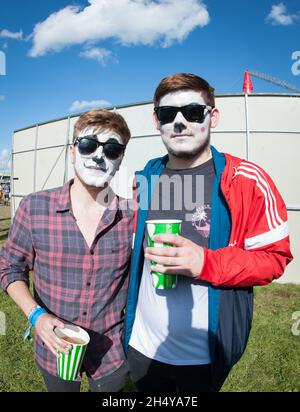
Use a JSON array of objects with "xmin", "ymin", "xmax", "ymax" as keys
[{"xmin": 198, "ymin": 153, "xmax": 293, "ymax": 287}]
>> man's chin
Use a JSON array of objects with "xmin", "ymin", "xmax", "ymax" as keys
[
  {"xmin": 167, "ymin": 139, "xmax": 210, "ymax": 159},
  {"xmin": 168, "ymin": 147, "xmax": 208, "ymax": 159},
  {"xmin": 75, "ymin": 172, "xmax": 112, "ymax": 189}
]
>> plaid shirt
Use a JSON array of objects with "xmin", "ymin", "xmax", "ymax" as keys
[{"xmin": 0, "ymin": 180, "xmax": 133, "ymax": 379}]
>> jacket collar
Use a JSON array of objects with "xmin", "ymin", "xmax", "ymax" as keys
[{"xmin": 139, "ymin": 145, "xmax": 226, "ymax": 180}]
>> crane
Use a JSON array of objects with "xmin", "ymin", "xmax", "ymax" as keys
[{"xmin": 248, "ymin": 69, "xmax": 300, "ymax": 93}]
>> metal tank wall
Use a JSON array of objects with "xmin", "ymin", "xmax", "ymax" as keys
[{"xmin": 11, "ymin": 94, "xmax": 300, "ymax": 283}]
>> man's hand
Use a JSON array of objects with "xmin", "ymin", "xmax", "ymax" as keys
[
  {"xmin": 35, "ymin": 314, "xmax": 71, "ymax": 358},
  {"xmin": 145, "ymin": 234, "xmax": 205, "ymax": 278}
]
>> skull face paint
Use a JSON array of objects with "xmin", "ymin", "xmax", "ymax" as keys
[
  {"xmin": 73, "ymin": 128, "xmax": 124, "ymax": 188},
  {"xmin": 157, "ymin": 90, "xmax": 211, "ymax": 159}
]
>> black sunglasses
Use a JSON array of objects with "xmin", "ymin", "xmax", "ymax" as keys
[
  {"xmin": 74, "ymin": 136, "xmax": 125, "ymax": 160},
  {"xmin": 154, "ymin": 104, "xmax": 212, "ymax": 125}
]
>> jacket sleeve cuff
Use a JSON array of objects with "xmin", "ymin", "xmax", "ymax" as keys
[{"xmin": 195, "ymin": 248, "xmax": 221, "ymax": 285}]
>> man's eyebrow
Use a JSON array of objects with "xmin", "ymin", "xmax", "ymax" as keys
[{"xmin": 80, "ymin": 134, "xmax": 98, "ymax": 140}]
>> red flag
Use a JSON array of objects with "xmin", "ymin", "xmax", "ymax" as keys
[{"xmin": 243, "ymin": 70, "xmax": 254, "ymax": 93}]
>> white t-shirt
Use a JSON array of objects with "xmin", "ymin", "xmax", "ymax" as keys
[{"xmin": 129, "ymin": 256, "xmax": 211, "ymax": 365}]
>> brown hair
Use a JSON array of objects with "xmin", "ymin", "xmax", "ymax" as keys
[
  {"xmin": 73, "ymin": 109, "xmax": 131, "ymax": 145},
  {"xmin": 154, "ymin": 73, "xmax": 215, "ymax": 108}
]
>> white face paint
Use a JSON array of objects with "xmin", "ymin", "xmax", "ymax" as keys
[
  {"xmin": 73, "ymin": 128, "xmax": 124, "ymax": 188},
  {"xmin": 157, "ymin": 90, "xmax": 211, "ymax": 159}
]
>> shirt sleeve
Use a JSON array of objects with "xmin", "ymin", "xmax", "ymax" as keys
[
  {"xmin": 0, "ymin": 197, "xmax": 34, "ymax": 292},
  {"xmin": 197, "ymin": 172, "xmax": 293, "ymax": 287}
]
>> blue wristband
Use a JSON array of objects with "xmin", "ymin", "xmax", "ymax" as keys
[
  {"xmin": 24, "ymin": 306, "xmax": 47, "ymax": 343},
  {"xmin": 28, "ymin": 306, "xmax": 47, "ymax": 327}
]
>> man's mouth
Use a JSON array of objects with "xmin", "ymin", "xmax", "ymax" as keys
[
  {"xmin": 84, "ymin": 163, "xmax": 107, "ymax": 172},
  {"xmin": 171, "ymin": 133, "xmax": 193, "ymax": 138}
]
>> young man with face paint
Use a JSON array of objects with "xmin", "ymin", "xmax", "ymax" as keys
[
  {"xmin": 124, "ymin": 73, "xmax": 293, "ymax": 392},
  {"xmin": 0, "ymin": 109, "xmax": 134, "ymax": 392}
]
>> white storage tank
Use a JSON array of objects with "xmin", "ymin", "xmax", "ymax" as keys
[{"xmin": 11, "ymin": 93, "xmax": 300, "ymax": 283}]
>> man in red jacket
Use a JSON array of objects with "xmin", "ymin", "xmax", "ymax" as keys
[{"xmin": 125, "ymin": 73, "xmax": 293, "ymax": 392}]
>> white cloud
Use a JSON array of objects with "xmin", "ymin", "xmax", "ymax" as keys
[
  {"xmin": 0, "ymin": 95, "xmax": 5, "ymax": 101},
  {"xmin": 69, "ymin": 99, "xmax": 111, "ymax": 112},
  {"xmin": 29, "ymin": 0, "xmax": 210, "ymax": 57},
  {"xmin": 0, "ymin": 149, "xmax": 11, "ymax": 171},
  {"xmin": 266, "ymin": 3, "xmax": 299, "ymax": 25},
  {"xmin": 0, "ymin": 29, "xmax": 23, "ymax": 40},
  {"xmin": 80, "ymin": 47, "xmax": 117, "ymax": 65}
]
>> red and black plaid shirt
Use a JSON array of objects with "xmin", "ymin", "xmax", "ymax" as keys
[{"xmin": 0, "ymin": 180, "xmax": 133, "ymax": 379}]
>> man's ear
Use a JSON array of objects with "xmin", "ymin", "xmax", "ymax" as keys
[
  {"xmin": 153, "ymin": 111, "xmax": 161, "ymax": 131},
  {"xmin": 70, "ymin": 144, "xmax": 75, "ymax": 165},
  {"xmin": 210, "ymin": 107, "xmax": 220, "ymax": 129}
]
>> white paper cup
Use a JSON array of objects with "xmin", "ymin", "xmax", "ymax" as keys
[{"xmin": 54, "ymin": 324, "xmax": 90, "ymax": 381}]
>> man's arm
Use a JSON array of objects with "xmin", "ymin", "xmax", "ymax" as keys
[
  {"xmin": 145, "ymin": 233, "xmax": 292, "ymax": 288},
  {"xmin": 7, "ymin": 281, "xmax": 38, "ymax": 317},
  {"xmin": 144, "ymin": 175, "xmax": 293, "ymax": 287},
  {"xmin": 0, "ymin": 197, "xmax": 70, "ymax": 356},
  {"xmin": 6, "ymin": 281, "xmax": 70, "ymax": 356},
  {"xmin": 198, "ymin": 237, "xmax": 292, "ymax": 287}
]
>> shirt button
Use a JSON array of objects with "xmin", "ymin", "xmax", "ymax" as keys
[
  {"xmin": 83, "ymin": 312, "xmax": 87, "ymax": 316},
  {"xmin": 90, "ymin": 250, "xmax": 94, "ymax": 255},
  {"xmin": 86, "ymin": 282, "xmax": 91, "ymax": 287}
]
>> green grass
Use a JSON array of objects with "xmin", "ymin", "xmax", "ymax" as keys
[
  {"xmin": 1, "ymin": 217, "xmax": 299, "ymax": 391},
  {"xmin": 1, "ymin": 281, "xmax": 299, "ymax": 392},
  {"xmin": 221, "ymin": 284, "xmax": 300, "ymax": 392}
]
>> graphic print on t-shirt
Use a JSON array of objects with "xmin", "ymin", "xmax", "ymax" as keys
[{"xmin": 192, "ymin": 204, "xmax": 211, "ymax": 239}]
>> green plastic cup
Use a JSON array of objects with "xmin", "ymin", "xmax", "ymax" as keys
[
  {"xmin": 146, "ymin": 219, "xmax": 182, "ymax": 289},
  {"xmin": 54, "ymin": 324, "xmax": 90, "ymax": 381}
]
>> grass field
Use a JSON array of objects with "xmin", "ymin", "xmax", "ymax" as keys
[{"xmin": 0, "ymin": 213, "xmax": 299, "ymax": 392}]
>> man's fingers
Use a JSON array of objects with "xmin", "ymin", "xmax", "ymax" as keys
[
  {"xmin": 43, "ymin": 338, "xmax": 61, "ymax": 358},
  {"xmin": 145, "ymin": 246, "xmax": 183, "ymax": 257},
  {"xmin": 48, "ymin": 335, "xmax": 70, "ymax": 356},
  {"xmin": 51, "ymin": 318, "xmax": 65, "ymax": 329},
  {"xmin": 152, "ymin": 234, "xmax": 187, "ymax": 247},
  {"xmin": 52, "ymin": 336, "xmax": 72, "ymax": 354},
  {"xmin": 146, "ymin": 254, "xmax": 183, "ymax": 266}
]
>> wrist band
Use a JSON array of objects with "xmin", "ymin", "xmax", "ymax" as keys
[
  {"xmin": 24, "ymin": 306, "xmax": 47, "ymax": 343},
  {"xmin": 29, "ymin": 307, "xmax": 47, "ymax": 327},
  {"xmin": 27, "ymin": 305, "xmax": 40, "ymax": 320}
]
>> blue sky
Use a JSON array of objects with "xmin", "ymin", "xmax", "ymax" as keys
[{"xmin": 0, "ymin": 0, "xmax": 300, "ymax": 171}]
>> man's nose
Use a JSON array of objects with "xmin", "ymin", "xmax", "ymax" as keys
[
  {"xmin": 92, "ymin": 146, "xmax": 104, "ymax": 163},
  {"xmin": 173, "ymin": 111, "xmax": 187, "ymax": 131},
  {"xmin": 94, "ymin": 145, "xmax": 104, "ymax": 157},
  {"xmin": 173, "ymin": 110, "xmax": 187, "ymax": 125}
]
